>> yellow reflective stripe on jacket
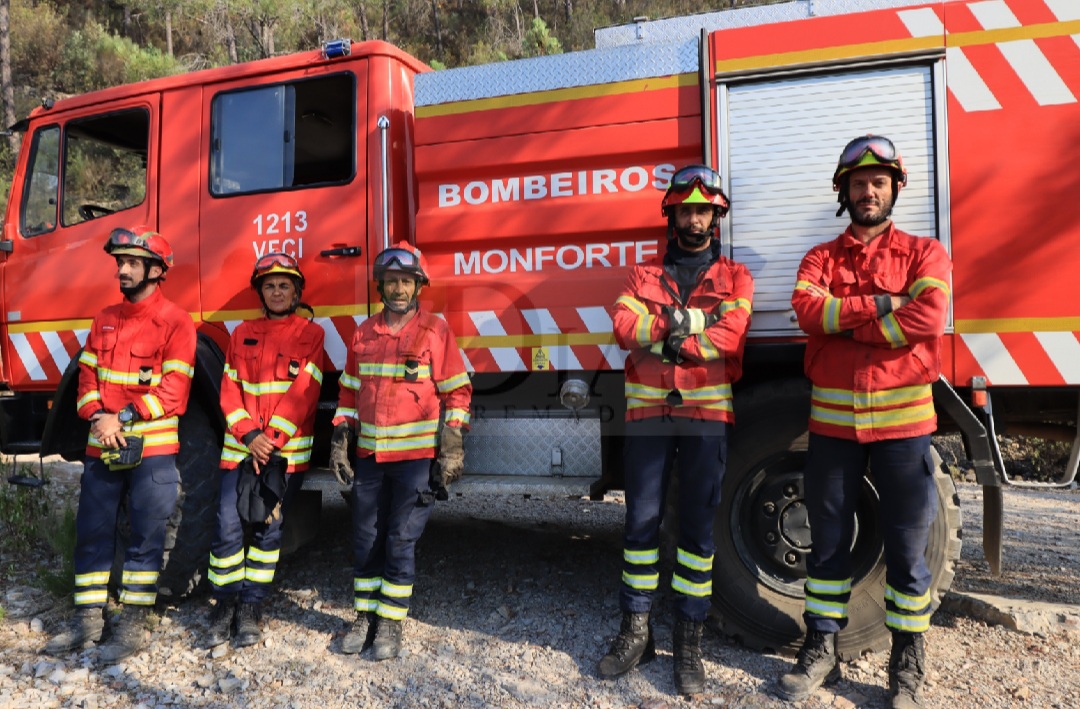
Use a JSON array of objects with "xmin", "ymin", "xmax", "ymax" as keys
[
  {"xmin": 79, "ymin": 350, "xmax": 98, "ymax": 367},
  {"xmin": 908, "ymin": 276, "xmax": 950, "ymax": 299},
  {"xmin": 720, "ymin": 297, "xmax": 751, "ymax": 315},
  {"xmin": 624, "ymin": 381, "xmax": 732, "ymax": 403},
  {"xmin": 141, "ymin": 394, "xmax": 165, "ymax": 418},
  {"xmin": 444, "ymin": 408, "xmax": 471, "ymax": 426},
  {"xmin": 269, "ymin": 414, "xmax": 298, "ymax": 437},
  {"xmin": 698, "ymin": 332, "xmax": 721, "ymax": 361},
  {"xmin": 334, "ymin": 406, "xmax": 358, "ymax": 420},
  {"xmin": 437, "ymin": 371, "xmax": 470, "ymax": 393},
  {"xmin": 358, "ymin": 433, "xmax": 438, "ymax": 453},
  {"xmin": 162, "ymin": 359, "xmax": 194, "ymax": 377},
  {"xmin": 305, "ymin": 361, "xmax": 324, "ymax": 383},
  {"xmin": 96, "ymin": 367, "xmax": 161, "ymax": 387},
  {"xmin": 226, "ymin": 408, "xmax": 252, "ymax": 427},
  {"xmin": 78, "ymin": 391, "xmax": 102, "ymax": 409},
  {"xmin": 240, "ymin": 380, "xmax": 292, "ymax": 396},
  {"xmin": 359, "ymin": 419, "xmax": 439, "ymax": 438},
  {"xmin": 615, "ymin": 295, "xmax": 659, "ymax": 345},
  {"xmin": 879, "ymin": 312, "xmax": 908, "ymax": 348},
  {"xmin": 626, "ymin": 398, "xmax": 732, "ymax": 413},
  {"xmin": 357, "ymin": 362, "xmax": 432, "ymax": 378},
  {"xmin": 812, "ymin": 384, "xmax": 932, "ymax": 409},
  {"xmin": 810, "ymin": 401, "xmax": 935, "ymax": 431},
  {"xmin": 339, "ymin": 373, "xmax": 360, "ymax": 391}
]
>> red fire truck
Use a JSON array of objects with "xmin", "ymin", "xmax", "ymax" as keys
[{"xmin": 2, "ymin": 0, "xmax": 1077, "ymax": 658}]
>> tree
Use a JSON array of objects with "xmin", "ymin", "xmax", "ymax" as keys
[{"xmin": 0, "ymin": 0, "xmax": 15, "ymax": 154}]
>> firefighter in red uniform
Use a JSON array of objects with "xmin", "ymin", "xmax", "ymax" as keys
[
  {"xmin": 202, "ymin": 253, "xmax": 325, "ymax": 649},
  {"xmin": 602, "ymin": 165, "xmax": 754, "ymax": 695},
  {"xmin": 776, "ymin": 136, "xmax": 952, "ymax": 709},
  {"xmin": 45, "ymin": 227, "xmax": 196, "ymax": 663},
  {"xmin": 329, "ymin": 242, "xmax": 471, "ymax": 661}
]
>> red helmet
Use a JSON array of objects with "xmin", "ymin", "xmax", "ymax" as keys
[
  {"xmin": 373, "ymin": 242, "xmax": 430, "ymax": 285},
  {"xmin": 250, "ymin": 252, "xmax": 305, "ymax": 290},
  {"xmin": 104, "ymin": 226, "xmax": 174, "ymax": 270},
  {"xmin": 660, "ymin": 164, "xmax": 730, "ymax": 217},
  {"xmin": 832, "ymin": 134, "xmax": 908, "ymax": 190}
]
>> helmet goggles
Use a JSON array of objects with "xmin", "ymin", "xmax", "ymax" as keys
[
  {"xmin": 833, "ymin": 135, "xmax": 907, "ymax": 187},
  {"xmin": 251, "ymin": 252, "xmax": 304, "ymax": 289},
  {"xmin": 105, "ymin": 227, "xmax": 174, "ymax": 269},
  {"xmin": 662, "ymin": 165, "xmax": 730, "ymax": 216},
  {"xmin": 374, "ymin": 247, "xmax": 429, "ymax": 283}
]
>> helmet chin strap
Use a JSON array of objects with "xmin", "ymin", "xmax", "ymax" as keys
[{"xmin": 119, "ymin": 258, "xmax": 163, "ymax": 299}]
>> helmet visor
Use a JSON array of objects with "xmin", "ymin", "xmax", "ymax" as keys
[
  {"xmin": 374, "ymin": 247, "xmax": 421, "ymax": 273},
  {"xmin": 837, "ymin": 135, "xmax": 900, "ymax": 171},
  {"xmin": 669, "ymin": 165, "xmax": 726, "ymax": 196},
  {"xmin": 107, "ymin": 227, "xmax": 154, "ymax": 251},
  {"xmin": 254, "ymin": 252, "xmax": 300, "ymax": 272}
]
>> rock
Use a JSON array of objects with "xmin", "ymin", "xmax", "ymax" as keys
[
  {"xmin": 29, "ymin": 618, "xmax": 44, "ymax": 633},
  {"xmin": 218, "ymin": 676, "xmax": 244, "ymax": 693},
  {"xmin": 195, "ymin": 674, "xmax": 215, "ymax": 689}
]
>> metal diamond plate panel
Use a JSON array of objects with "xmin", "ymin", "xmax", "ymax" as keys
[
  {"xmin": 415, "ymin": 39, "xmax": 697, "ymax": 106},
  {"xmin": 594, "ymin": 0, "xmax": 960, "ymax": 49},
  {"xmin": 464, "ymin": 416, "xmax": 601, "ymax": 478}
]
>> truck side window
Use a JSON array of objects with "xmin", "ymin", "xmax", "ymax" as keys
[
  {"xmin": 210, "ymin": 73, "xmax": 355, "ymax": 196},
  {"xmin": 61, "ymin": 109, "xmax": 149, "ymax": 227},
  {"xmin": 20, "ymin": 126, "xmax": 60, "ymax": 237}
]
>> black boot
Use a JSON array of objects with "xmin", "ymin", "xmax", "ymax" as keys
[
  {"xmin": 371, "ymin": 617, "xmax": 402, "ymax": 661},
  {"xmin": 673, "ymin": 618, "xmax": 706, "ymax": 695},
  {"xmin": 597, "ymin": 612, "xmax": 655, "ymax": 679},
  {"xmin": 341, "ymin": 612, "xmax": 376, "ymax": 655},
  {"xmin": 98, "ymin": 606, "xmax": 150, "ymax": 665},
  {"xmin": 44, "ymin": 607, "xmax": 106, "ymax": 655},
  {"xmin": 233, "ymin": 602, "xmax": 263, "ymax": 648},
  {"xmin": 204, "ymin": 596, "xmax": 237, "ymax": 648},
  {"xmin": 889, "ymin": 632, "xmax": 926, "ymax": 708},
  {"xmin": 775, "ymin": 630, "xmax": 841, "ymax": 701}
]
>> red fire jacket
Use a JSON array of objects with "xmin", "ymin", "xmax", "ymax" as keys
[
  {"xmin": 77, "ymin": 287, "xmax": 197, "ymax": 458},
  {"xmin": 612, "ymin": 250, "xmax": 754, "ymax": 422},
  {"xmin": 791, "ymin": 223, "xmax": 952, "ymax": 443},
  {"xmin": 333, "ymin": 309, "xmax": 472, "ymax": 462},
  {"xmin": 219, "ymin": 314, "xmax": 325, "ymax": 472}
]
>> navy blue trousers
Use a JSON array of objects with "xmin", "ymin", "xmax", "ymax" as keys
[
  {"xmin": 802, "ymin": 433, "xmax": 938, "ymax": 634},
  {"xmin": 350, "ymin": 456, "xmax": 435, "ymax": 621},
  {"xmin": 620, "ymin": 416, "xmax": 727, "ymax": 622},
  {"xmin": 73, "ymin": 456, "xmax": 179, "ymax": 608},
  {"xmin": 208, "ymin": 466, "xmax": 305, "ymax": 603}
]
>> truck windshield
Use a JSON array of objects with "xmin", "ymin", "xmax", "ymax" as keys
[{"xmin": 210, "ymin": 73, "xmax": 355, "ymax": 196}]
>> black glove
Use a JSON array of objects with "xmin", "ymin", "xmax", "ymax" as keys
[
  {"xmin": 665, "ymin": 306, "xmax": 718, "ymax": 338},
  {"xmin": 329, "ymin": 422, "xmax": 354, "ymax": 486}
]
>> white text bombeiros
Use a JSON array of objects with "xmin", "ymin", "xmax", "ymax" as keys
[{"xmin": 437, "ymin": 164, "xmax": 677, "ymax": 208}]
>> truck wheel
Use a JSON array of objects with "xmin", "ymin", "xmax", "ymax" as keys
[
  {"xmin": 113, "ymin": 402, "xmax": 223, "ymax": 600},
  {"xmin": 710, "ymin": 379, "xmax": 961, "ymax": 660}
]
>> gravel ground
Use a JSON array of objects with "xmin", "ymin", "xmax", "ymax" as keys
[{"xmin": 2, "ymin": 459, "xmax": 1079, "ymax": 708}]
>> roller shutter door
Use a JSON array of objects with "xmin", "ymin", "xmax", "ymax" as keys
[{"xmin": 720, "ymin": 65, "xmax": 937, "ymax": 335}]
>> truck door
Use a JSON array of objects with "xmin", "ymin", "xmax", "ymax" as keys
[
  {"xmin": 1, "ymin": 97, "xmax": 163, "ymax": 390},
  {"xmin": 198, "ymin": 68, "xmax": 369, "ymax": 374},
  {"xmin": 714, "ymin": 63, "xmax": 946, "ymax": 335}
]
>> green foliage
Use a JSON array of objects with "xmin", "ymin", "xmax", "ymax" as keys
[
  {"xmin": 38, "ymin": 505, "xmax": 77, "ymax": 598},
  {"xmin": 10, "ymin": 0, "xmax": 67, "ymax": 89},
  {"xmin": 0, "ymin": 470, "xmax": 52, "ymax": 553},
  {"xmin": 523, "ymin": 17, "xmax": 562, "ymax": 58},
  {"xmin": 52, "ymin": 22, "xmax": 184, "ymax": 94}
]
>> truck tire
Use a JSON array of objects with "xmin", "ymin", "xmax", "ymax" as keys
[
  {"xmin": 113, "ymin": 402, "xmax": 223, "ymax": 600},
  {"xmin": 677, "ymin": 379, "xmax": 961, "ymax": 660}
]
